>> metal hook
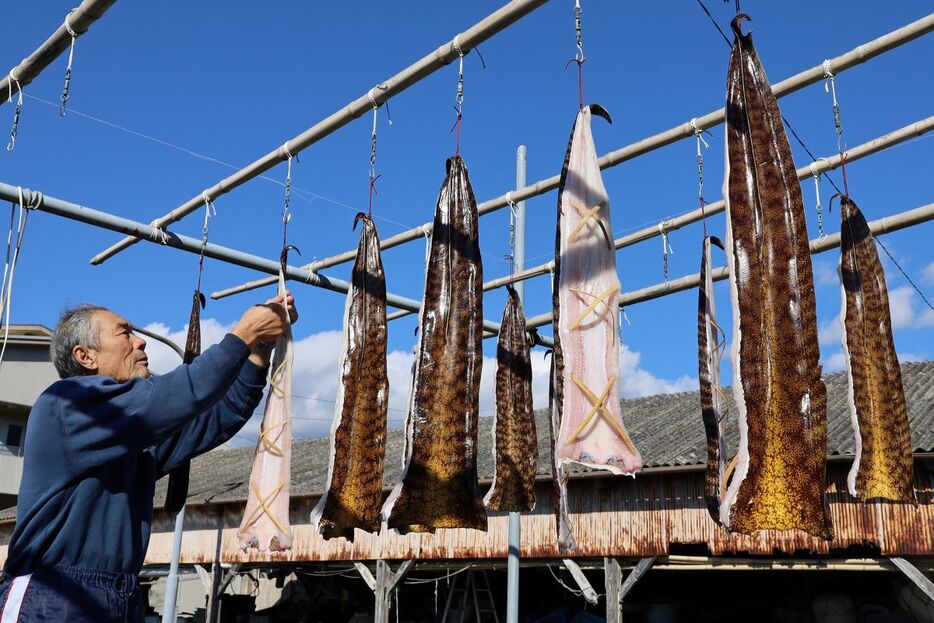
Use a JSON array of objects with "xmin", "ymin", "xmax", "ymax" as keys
[{"xmin": 730, "ymin": 13, "xmax": 751, "ymax": 37}]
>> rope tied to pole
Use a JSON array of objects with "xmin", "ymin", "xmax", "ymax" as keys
[
  {"xmin": 809, "ymin": 161, "xmax": 826, "ymax": 240},
  {"xmin": 60, "ymin": 9, "xmax": 79, "ymax": 117},
  {"xmin": 196, "ymin": 192, "xmax": 217, "ymax": 293},
  {"xmin": 0, "ymin": 187, "xmax": 34, "ymax": 370},
  {"xmin": 7, "ymin": 70, "xmax": 23, "ymax": 151},
  {"xmin": 691, "ymin": 117, "xmax": 711, "ymax": 237},
  {"xmin": 451, "ymin": 34, "xmax": 465, "ymax": 155}
]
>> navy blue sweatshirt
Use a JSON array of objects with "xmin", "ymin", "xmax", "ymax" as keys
[{"xmin": 2, "ymin": 334, "xmax": 267, "ymax": 576}]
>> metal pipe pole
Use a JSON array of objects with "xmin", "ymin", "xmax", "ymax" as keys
[
  {"xmin": 0, "ymin": 182, "xmax": 551, "ymax": 346},
  {"xmin": 521, "ymin": 202, "xmax": 934, "ymax": 328},
  {"xmin": 385, "ymin": 115, "xmax": 933, "ymax": 319},
  {"xmin": 161, "ymin": 507, "xmax": 185, "ymax": 623},
  {"xmin": 0, "ymin": 0, "xmax": 118, "ymax": 104},
  {"xmin": 89, "ymin": 0, "xmax": 552, "ymax": 265},
  {"xmin": 215, "ymin": 12, "xmax": 934, "ymax": 289},
  {"xmin": 505, "ymin": 144, "xmax": 527, "ymax": 623}
]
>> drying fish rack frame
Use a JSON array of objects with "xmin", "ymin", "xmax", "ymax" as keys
[{"xmin": 2, "ymin": 3, "xmax": 934, "ymax": 620}]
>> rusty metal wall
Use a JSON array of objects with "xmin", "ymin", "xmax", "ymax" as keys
[{"xmin": 0, "ymin": 463, "xmax": 929, "ymax": 565}]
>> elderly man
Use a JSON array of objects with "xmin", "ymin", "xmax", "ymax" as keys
[{"xmin": 0, "ymin": 294, "xmax": 296, "ymax": 622}]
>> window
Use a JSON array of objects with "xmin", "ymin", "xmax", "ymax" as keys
[{"xmin": 5, "ymin": 424, "xmax": 22, "ymax": 448}]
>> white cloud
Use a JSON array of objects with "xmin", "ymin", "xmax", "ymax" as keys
[
  {"xmin": 822, "ymin": 351, "xmax": 847, "ymax": 373},
  {"xmin": 812, "ymin": 259, "xmax": 839, "ymax": 287},
  {"xmin": 887, "ymin": 286, "xmax": 916, "ymax": 330},
  {"xmin": 140, "ymin": 318, "xmax": 695, "ymax": 448},
  {"xmin": 818, "ymin": 317, "xmax": 842, "ymax": 346},
  {"xmin": 922, "ymin": 262, "xmax": 934, "ymax": 287}
]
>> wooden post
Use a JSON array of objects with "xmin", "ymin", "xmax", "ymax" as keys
[
  {"xmin": 620, "ymin": 557, "xmax": 656, "ymax": 605},
  {"xmin": 357, "ymin": 559, "xmax": 414, "ymax": 623},
  {"xmin": 204, "ymin": 526, "xmax": 224, "ymax": 623},
  {"xmin": 604, "ymin": 558, "xmax": 622, "ymax": 623},
  {"xmin": 889, "ymin": 558, "xmax": 934, "ymax": 602}
]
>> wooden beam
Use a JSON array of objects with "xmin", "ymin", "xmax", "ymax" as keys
[
  {"xmin": 373, "ymin": 559, "xmax": 415, "ymax": 623},
  {"xmin": 355, "ymin": 562, "xmax": 376, "ymax": 591},
  {"xmin": 562, "ymin": 558, "xmax": 599, "ymax": 605},
  {"xmin": 889, "ymin": 557, "xmax": 934, "ymax": 602},
  {"xmin": 604, "ymin": 557, "xmax": 622, "ymax": 623},
  {"xmin": 619, "ymin": 557, "xmax": 655, "ymax": 602}
]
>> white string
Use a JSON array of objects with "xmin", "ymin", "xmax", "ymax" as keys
[
  {"xmin": 148, "ymin": 220, "xmax": 169, "ymax": 244},
  {"xmin": 658, "ymin": 221, "xmax": 674, "ymax": 282},
  {"xmin": 823, "ymin": 59, "xmax": 845, "ymax": 154},
  {"xmin": 809, "ymin": 161, "xmax": 826, "ymax": 239},
  {"xmin": 7, "ymin": 71, "xmax": 23, "ymax": 151},
  {"xmin": 60, "ymin": 9, "xmax": 78, "ymax": 116},
  {"xmin": 0, "ymin": 188, "xmax": 30, "ymax": 371}
]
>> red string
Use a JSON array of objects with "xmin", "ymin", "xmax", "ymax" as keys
[
  {"xmin": 451, "ymin": 112, "xmax": 462, "ymax": 156},
  {"xmin": 577, "ymin": 60, "xmax": 584, "ymax": 110},
  {"xmin": 840, "ymin": 151, "xmax": 850, "ymax": 197},
  {"xmin": 699, "ymin": 196, "xmax": 708, "ymax": 238},
  {"xmin": 368, "ymin": 173, "xmax": 381, "ymax": 217}
]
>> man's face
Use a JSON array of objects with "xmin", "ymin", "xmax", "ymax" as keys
[{"xmin": 87, "ymin": 311, "xmax": 150, "ymax": 382}]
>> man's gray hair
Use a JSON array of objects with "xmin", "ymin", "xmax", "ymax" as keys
[{"xmin": 50, "ymin": 304, "xmax": 108, "ymax": 379}]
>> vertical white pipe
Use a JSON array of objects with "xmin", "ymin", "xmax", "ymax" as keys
[
  {"xmin": 161, "ymin": 507, "xmax": 185, "ymax": 623},
  {"xmin": 506, "ymin": 144, "xmax": 527, "ymax": 623}
]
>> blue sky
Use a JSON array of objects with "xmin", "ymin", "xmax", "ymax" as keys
[{"xmin": 2, "ymin": 2, "xmax": 931, "ymax": 443}]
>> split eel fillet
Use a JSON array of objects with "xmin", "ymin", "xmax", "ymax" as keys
[
  {"xmin": 839, "ymin": 197, "xmax": 915, "ymax": 503},
  {"xmin": 163, "ymin": 290, "xmax": 205, "ymax": 516},
  {"xmin": 550, "ymin": 105, "xmax": 642, "ymax": 553},
  {"xmin": 697, "ymin": 236, "xmax": 727, "ymax": 523},
  {"xmin": 484, "ymin": 285, "xmax": 538, "ymax": 513},
  {"xmin": 382, "ymin": 156, "xmax": 487, "ymax": 534},
  {"xmin": 312, "ymin": 213, "xmax": 390, "ymax": 540},
  {"xmin": 238, "ymin": 254, "xmax": 294, "ymax": 551},
  {"xmin": 720, "ymin": 15, "xmax": 831, "ymax": 538}
]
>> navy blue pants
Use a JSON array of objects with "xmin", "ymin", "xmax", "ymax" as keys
[{"xmin": 0, "ymin": 565, "xmax": 141, "ymax": 622}]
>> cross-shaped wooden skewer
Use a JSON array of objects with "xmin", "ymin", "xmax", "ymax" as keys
[
  {"xmin": 241, "ymin": 481, "xmax": 288, "ymax": 536},
  {"xmin": 259, "ymin": 420, "xmax": 288, "ymax": 457},
  {"xmin": 568, "ymin": 284, "xmax": 620, "ymax": 330},
  {"xmin": 567, "ymin": 200, "xmax": 606, "ymax": 244}
]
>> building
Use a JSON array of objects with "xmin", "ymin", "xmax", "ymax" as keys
[
  {"xmin": 1, "ymin": 360, "xmax": 932, "ymax": 621},
  {"xmin": 0, "ymin": 325, "xmax": 57, "ymax": 510}
]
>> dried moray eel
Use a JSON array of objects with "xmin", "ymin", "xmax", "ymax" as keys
[
  {"xmin": 312, "ymin": 213, "xmax": 391, "ymax": 540},
  {"xmin": 839, "ymin": 196, "xmax": 915, "ymax": 503},
  {"xmin": 720, "ymin": 15, "xmax": 831, "ymax": 538},
  {"xmin": 382, "ymin": 156, "xmax": 487, "ymax": 534}
]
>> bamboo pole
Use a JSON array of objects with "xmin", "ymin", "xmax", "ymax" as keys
[
  {"xmin": 0, "ymin": 182, "xmax": 543, "ymax": 344},
  {"xmin": 211, "ymin": 12, "xmax": 934, "ymax": 300},
  {"xmin": 0, "ymin": 0, "xmax": 118, "ymax": 104},
  {"xmin": 88, "ymin": 0, "xmax": 551, "ymax": 266},
  {"xmin": 521, "ymin": 202, "xmax": 934, "ymax": 329},
  {"xmin": 383, "ymin": 116, "xmax": 933, "ymax": 322}
]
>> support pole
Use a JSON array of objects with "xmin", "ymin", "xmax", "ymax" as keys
[
  {"xmin": 227, "ymin": 14, "xmax": 934, "ymax": 285},
  {"xmin": 889, "ymin": 558, "xmax": 934, "ymax": 602},
  {"xmin": 619, "ymin": 557, "xmax": 655, "ymax": 604},
  {"xmin": 505, "ymin": 144, "xmax": 527, "ymax": 623},
  {"xmin": 160, "ymin": 507, "xmax": 185, "ymax": 623},
  {"xmin": 0, "ymin": 0, "xmax": 118, "ymax": 104},
  {"xmin": 90, "ymin": 0, "xmax": 552, "ymax": 265},
  {"xmin": 523, "ymin": 201, "xmax": 934, "ymax": 329},
  {"xmin": 604, "ymin": 558, "xmax": 622, "ymax": 623},
  {"xmin": 0, "ymin": 182, "xmax": 552, "ymax": 345}
]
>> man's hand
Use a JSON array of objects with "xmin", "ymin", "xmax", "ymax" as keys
[{"xmin": 232, "ymin": 291, "xmax": 298, "ymax": 367}]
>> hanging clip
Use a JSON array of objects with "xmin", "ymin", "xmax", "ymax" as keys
[
  {"xmin": 422, "ymin": 223, "xmax": 433, "ymax": 266},
  {"xmin": 367, "ymin": 89, "xmax": 380, "ymax": 217},
  {"xmin": 658, "ymin": 220, "xmax": 674, "ymax": 283},
  {"xmin": 690, "ymin": 117, "xmax": 711, "ymax": 234},
  {"xmin": 451, "ymin": 34, "xmax": 465, "ymax": 153},
  {"xmin": 809, "ymin": 161, "xmax": 826, "ymax": 240},
  {"xmin": 60, "ymin": 9, "xmax": 79, "ymax": 116},
  {"xmin": 505, "ymin": 191, "xmax": 517, "ymax": 276},
  {"xmin": 573, "ymin": 0, "xmax": 584, "ymax": 63},
  {"xmin": 7, "ymin": 71, "xmax": 23, "ymax": 152},
  {"xmin": 822, "ymin": 60, "xmax": 844, "ymax": 153},
  {"xmin": 281, "ymin": 142, "xmax": 294, "ymax": 247}
]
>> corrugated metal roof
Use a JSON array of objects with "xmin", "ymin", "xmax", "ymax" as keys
[{"xmin": 0, "ymin": 360, "xmax": 930, "ymax": 522}]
